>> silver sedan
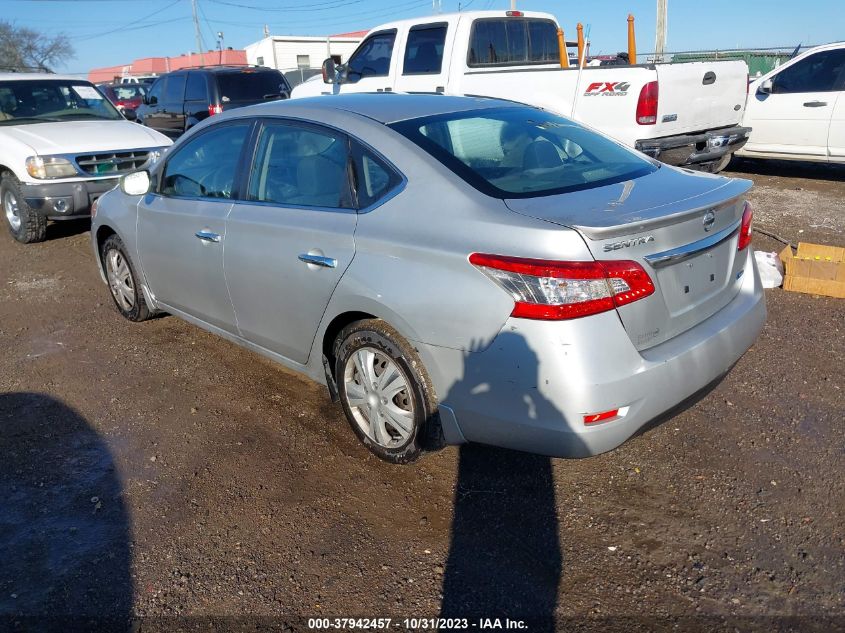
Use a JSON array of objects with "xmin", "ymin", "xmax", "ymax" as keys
[{"xmin": 91, "ymin": 94, "xmax": 766, "ymax": 463}]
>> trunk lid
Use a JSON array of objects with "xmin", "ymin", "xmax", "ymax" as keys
[
  {"xmin": 652, "ymin": 60, "xmax": 748, "ymax": 136},
  {"xmin": 505, "ymin": 166, "xmax": 753, "ymax": 350}
]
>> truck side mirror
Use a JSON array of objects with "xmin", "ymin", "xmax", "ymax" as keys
[
  {"xmin": 759, "ymin": 78, "xmax": 773, "ymax": 94},
  {"xmin": 322, "ymin": 58, "xmax": 337, "ymax": 84}
]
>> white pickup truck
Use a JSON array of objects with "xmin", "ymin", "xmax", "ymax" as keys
[
  {"xmin": 0, "ymin": 74, "xmax": 171, "ymax": 243},
  {"xmin": 738, "ymin": 42, "xmax": 845, "ymax": 163},
  {"xmin": 293, "ymin": 9, "xmax": 751, "ymax": 171}
]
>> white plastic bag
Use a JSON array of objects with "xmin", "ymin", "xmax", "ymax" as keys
[{"xmin": 755, "ymin": 250, "xmax": 784, "ymax": 289}]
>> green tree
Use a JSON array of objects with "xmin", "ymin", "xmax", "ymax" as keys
[{"xmin": 0, "ymin": 22, "xmax": 73, "ymax": 73}]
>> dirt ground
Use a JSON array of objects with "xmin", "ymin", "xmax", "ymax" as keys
[{"xmin": 0, "ymin": 158, "xmax": 843, "ymax": 632}]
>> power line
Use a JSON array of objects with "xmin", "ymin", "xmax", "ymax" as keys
[
  {"xmin": 76, "ymin": 0, "xmax": 183, "ymax": 41},
  {"xmin": 207, "ymin": 0, "xmax": 364, "ymax": 11}
]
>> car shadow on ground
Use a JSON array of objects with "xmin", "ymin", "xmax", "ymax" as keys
[
  {"xmin": 0, "ymin": 392, "xmax": 132, "ymax": 630},
  {"xmin": 439, "ymin": 333, "xmax": 588, "ymax": 630},
  {"xmin": 727, "ymin": 157, "xmax": 845, "ymax": 182},
  {"xmin": 46, "ymin": 219, "xmax": 91, "ymax": 241}
]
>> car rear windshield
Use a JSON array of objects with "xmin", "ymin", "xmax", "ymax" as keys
[
  {"xmin": 0, "ymin": 80, "xmax": 122, "ymax": 125},
  {"xmin": 215, "ymin": 71, "xmax": 289, "ymax": 103},
  {"xmin": 389, "ymin": 107, "xmax": 657, "ymax": 198}
]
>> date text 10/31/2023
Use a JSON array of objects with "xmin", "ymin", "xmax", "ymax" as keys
[{"xmin": 307, "ymin": 618, "xmax": 529, "ymax": 630}]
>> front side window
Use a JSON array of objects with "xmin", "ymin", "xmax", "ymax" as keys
[
  {"xmin": 147, "ymin": 78, "xmax": 164, "ymax": 104},
  {"xmin": 468, "ymin": 18, "xmax": 560, "ymax": 67},
  {"xmin": 161, "ymin": 123, "xmax": 250, "ymax": 199},
  {"xmin": 772, "ymin": 50, "xmax": 845, "ymax": 93},
  {"xmin": 247, "ymin": 121, "xmax": 352, "ymax": 209},
  {"xmin": 346, "ymin": 30, "xmax": 396, "ymax": 83},
  {"xmin": 390, "ymin": 107, "xmax": 656, "ymax": 198},
  {"xmin": 403, "ymin": 24, "xmax": 447, "ymax": 75},
  {"xmin": 0, "ymin": 80, "xmax": 122, "ymax": 124}
]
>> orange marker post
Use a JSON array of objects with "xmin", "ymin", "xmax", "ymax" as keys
[
  {"xmin": 627, "ymin": 14, "xmax": 637, "ymax": 65},
  {"xmin": 576, "ymin": 23, "xmax": 585, "ymax": 67},
  {"xmin": 557, "ymin": 28, "xmax": 569, "ymax": 68}
]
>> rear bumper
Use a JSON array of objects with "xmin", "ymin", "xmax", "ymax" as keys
[
  {"xmin": 22, "ymin": 178, "xmax": 119, "ymax": 219},
  {"xmin": 421, "ymin": 248, "xmax": 766, "ymax": 458},
  {"xmin": 636, "ymin": 126, "xmax": 751, "ymax": 166}
]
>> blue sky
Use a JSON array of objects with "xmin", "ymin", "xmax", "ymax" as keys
[{"xmin": 6, "ymin": 0, "xmax": 844, "ymax": 75}]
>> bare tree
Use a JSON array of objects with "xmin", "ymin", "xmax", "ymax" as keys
[{"xmin": 0, "ymin": 22, "xmax": 74, "ymax": 73}]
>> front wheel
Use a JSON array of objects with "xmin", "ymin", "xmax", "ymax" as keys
[
  {"xmin": 101, "ymin": 234, "xmax": 152, "ymax": 322},
  {"xmin": 334, "ymin": 320, "xmax": 437, "ymax": 464},
  {"xmin": 1, "ymin": 172, "xmax": 47, "ymax": 243}
]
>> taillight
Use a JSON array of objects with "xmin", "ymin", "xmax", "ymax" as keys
[
  {"xmin": 208, "ymin": 104, "xmax": 223, "ymax": 116},
  {"xmin": 91, "ymin": 197, "xmax": 99, "ymax": 218},
  {"xmin": 636, "ymin": 80, "xmax": 659, "ymax": 125},
  {"xmin": 738, "ymin": 201, "xmax": 753, "ymax": 251},
  {"xmin": 469, "ymin": 253, "xmax": 655, "ymax": 321}
]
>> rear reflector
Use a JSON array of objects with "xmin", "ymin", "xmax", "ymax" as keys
[
  {"xmin": 469, "ymin": 254, "xmax": 655, "ymax": 320},
  {"xmin": 738, "ymin": 201, "xmax": 753, "ymax": 251},
  {"xmin": 636, "ymin": 80, "xmax": 659, "ymax": 125},
  {"xmin": 584, "ymin": 409, "xmax": 619, "ymax": 425}
]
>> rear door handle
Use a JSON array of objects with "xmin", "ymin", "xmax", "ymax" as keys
[
  {"xmin": 298, "ymin": 253, "xmax": 337, "ymax": 268},
  {"xmin": 803, "ymin": 101, "xmax": 828, "ymax": 107},
  {"xmin": 195, "ymin": 230, "xmax": 221, "ymax": 243}
]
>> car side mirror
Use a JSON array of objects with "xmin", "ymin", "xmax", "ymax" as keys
[
  {"xmin": 759, "ymin": 78, "xmax": 773, "ymax": 94},
  {"xmin": 122, "ymin": 108, "xmax": 137, "ymax": 122},
  {"xmin": 322, "ymin": 57, "xmax": 337, "ymax": 84},
  {"xmin": 121, "ymin": 170, "xmax": 151, "ymax": 196}
]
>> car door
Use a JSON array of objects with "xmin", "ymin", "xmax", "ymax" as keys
[
  {"xmin": 140, "ymin": 77, "xmax": 166, "ymax": 132},
  {"xmin": 392, "ymin": 22, "xmax": 449, "ymax": 94},
  {"xmin": 826, "ymin": 67, "xmax": 845, "ymax": 159},
  {"xmin": 744, "ymin": 48, "xmax": 845, "ymax": 158},
  {"xmin": 137, "ymin": 120, "xmax": 253, "ymax": 333},
  {"xmin": 224, "ymin": 119, "xmax": 358, "ymax": 364},
  {"xmin": 160, "ymin": 73, "xmax": 187, "ymax": 137},
  {"xmin": 337, "ymin": 30, "xmax": 398, "ymax": 94},
  {"xmin": 184, "ymin": 71, "xmax": 211, "ymax": 131}
]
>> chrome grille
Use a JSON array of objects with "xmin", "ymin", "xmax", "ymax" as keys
[{"xmin": 75, "ymin": 150, "xmax": 151, "ymax": 176}]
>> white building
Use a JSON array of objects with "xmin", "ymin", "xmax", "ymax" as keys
[{"xmin": 245, "ymin": 31, "xmax": 365, "ymax": 86}]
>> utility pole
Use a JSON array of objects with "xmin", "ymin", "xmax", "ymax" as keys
[
  {"xmin": 510, "ymin": 0, "xmax": 516, "ymax": 10},
  {"xmin": 654, "ymin": 0, "xmax": 668, "ymax": 62},
  {"xmin": 191, "ymin": 0, "xmax": 206, "ymax": 67}
]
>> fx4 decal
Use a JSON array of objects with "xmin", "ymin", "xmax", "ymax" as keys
[{"xmin": 584, "ymin": 81, "xmax": 631, "ymax": 96}]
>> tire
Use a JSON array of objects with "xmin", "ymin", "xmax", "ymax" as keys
[
  {"xmin": 334, "ymin": 319, "xmax": 439, "ymax": 464},
  {"xmin": 100, "ymin": 234, "xmax": 152, "ymax": 322},
  {"xmin": 1, "ymin": 172, "xmax": 47, "ymax": 243}
]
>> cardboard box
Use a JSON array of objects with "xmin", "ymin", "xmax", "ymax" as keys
[{"xmin": 779, "ymin": 242, "xmax": 845, "ymax": 299}]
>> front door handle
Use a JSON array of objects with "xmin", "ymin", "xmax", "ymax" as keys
[
  {"xmin": 298, "ymin": 253, "xmax": 337, "ymax": 268},
  {"xmin": 803, "ymin": 101, "xmax": 828, "ymax": 107},
  {"xmin": 195, "ymin": 230, "xmax": 221, "ymax": 243}
]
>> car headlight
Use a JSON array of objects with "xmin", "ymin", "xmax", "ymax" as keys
[{"xmin": 25, "ymin": 156, "xmax": 78, "ymax": 179}]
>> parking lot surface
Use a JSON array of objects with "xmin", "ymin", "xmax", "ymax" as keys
[{"xmin": 0, "ymin": 159, "xmax": 843, "ymax": 629}]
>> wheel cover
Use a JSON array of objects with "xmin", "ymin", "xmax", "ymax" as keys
[
  {"xmin": 343, "ymin": 347, "xmax": 415, "ymax": 449},
  {"xmin": 3, "ymin": 191, "xmax": 21, "ymax": 232},
  {"xmin": 105, "ymin": 248, "xmax": 135, "ymax": 311}
]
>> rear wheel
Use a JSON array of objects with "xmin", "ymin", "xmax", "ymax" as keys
[
  {"xmin": 334, "ymin": 320, "xmax": 437, "ymax": 464},
  {"xmin": 101, "ymin": 234, "xmax": 151, "ymax": 322},
  {"xmin": 1, "ymin": 172, "xmax": 47, "ymax": 243}
]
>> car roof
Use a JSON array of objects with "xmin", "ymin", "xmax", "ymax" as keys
[
  {"xmin": 171, "ymin": 66, "xmax": 278, "ymax": 75},
  {"xmin": 0, "ymin": 73, "xmax": 90, "ymax": 82},
  {"xmin": 235, "ymin": 93, "xmax": 520, "ymax": 125}
]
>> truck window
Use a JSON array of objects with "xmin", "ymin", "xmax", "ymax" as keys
[
  {"xmin": 771, "ymin": 49, "xmax": 845, "ymax": 93},
  {"xmin": 468, "ymin": 18, "xmax": 559, "ymax": 67},
  {"xmin": 346, "ymin": 30, "xmax": 396, "ymax": 83},
  {"xmin": 403, "ymin": 23, "xmax": 448, "ymax": 75}
]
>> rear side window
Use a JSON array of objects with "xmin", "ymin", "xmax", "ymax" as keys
[
  {"xmin": 185, "ymin": 73, "xmax": 208, "ymax": 101},
  {"xmin": 468, "ymin": 18, "xmax": 559, "ymax": 67},
  {"xmin": 163, "ymin": 75, "xmax": 186, "ymax": 102},
  {"xmin": 161, "ymin": 123, "xmax": 250, "ymax": 199},
  {"xmin": 772, "ymin": 49, "xmax": 845, "ymax": 93},
  {"xmin": 247, "ymin": 121, "xmax": 352, "ymax": 209},
  {"xmin": 351, "ymin": 143, "xmax": 401, "ymax": 208},
  {"xmin": 216, "ymin": 71, "xmax": 289, "ymax": 103},
  {"xmin": 403, "ymin": 23, "xmax": 447, "ymax": 75},
  {"xmin": 346, "ymin": 30, "xmax": 396, "ymax": 83},
  {"xmin": 390, "ymin": 107, "xmax": 656, "ymax": 199}
]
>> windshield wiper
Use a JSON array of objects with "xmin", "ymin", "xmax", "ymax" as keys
[{"xmin": 0, "ymin": 116, "xmax": 63, "ymax": 125}]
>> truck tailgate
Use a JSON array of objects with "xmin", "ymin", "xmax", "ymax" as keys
[{"xmin": 652, "ymin": 61, "xmax": 748, "ymax": 136}]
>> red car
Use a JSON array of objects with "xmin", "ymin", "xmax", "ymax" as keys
[{"xmin": 97, "ymin": 83, "xmax": 147, "ymax": 113}]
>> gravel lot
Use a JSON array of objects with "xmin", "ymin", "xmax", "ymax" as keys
[{"xmin": 0, "ymin": 159, "xmax": 843, "ymax": 632}]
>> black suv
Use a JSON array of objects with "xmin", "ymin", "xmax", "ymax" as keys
[{"xmin": 137, "ymin": 66, "xmax": 290, "ymax": 138}]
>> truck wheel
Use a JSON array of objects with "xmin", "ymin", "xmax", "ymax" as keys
[
  {"xmin": 101, "ymin": 234, "xmax": 152, "ymax": 322},
  {"xmin": 1, "ymin": 172, "xmax": 47, "ymax": 243},
  {"xmin": 334, "ymin": 319, "xmax": 439, "ymax": 464}
]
